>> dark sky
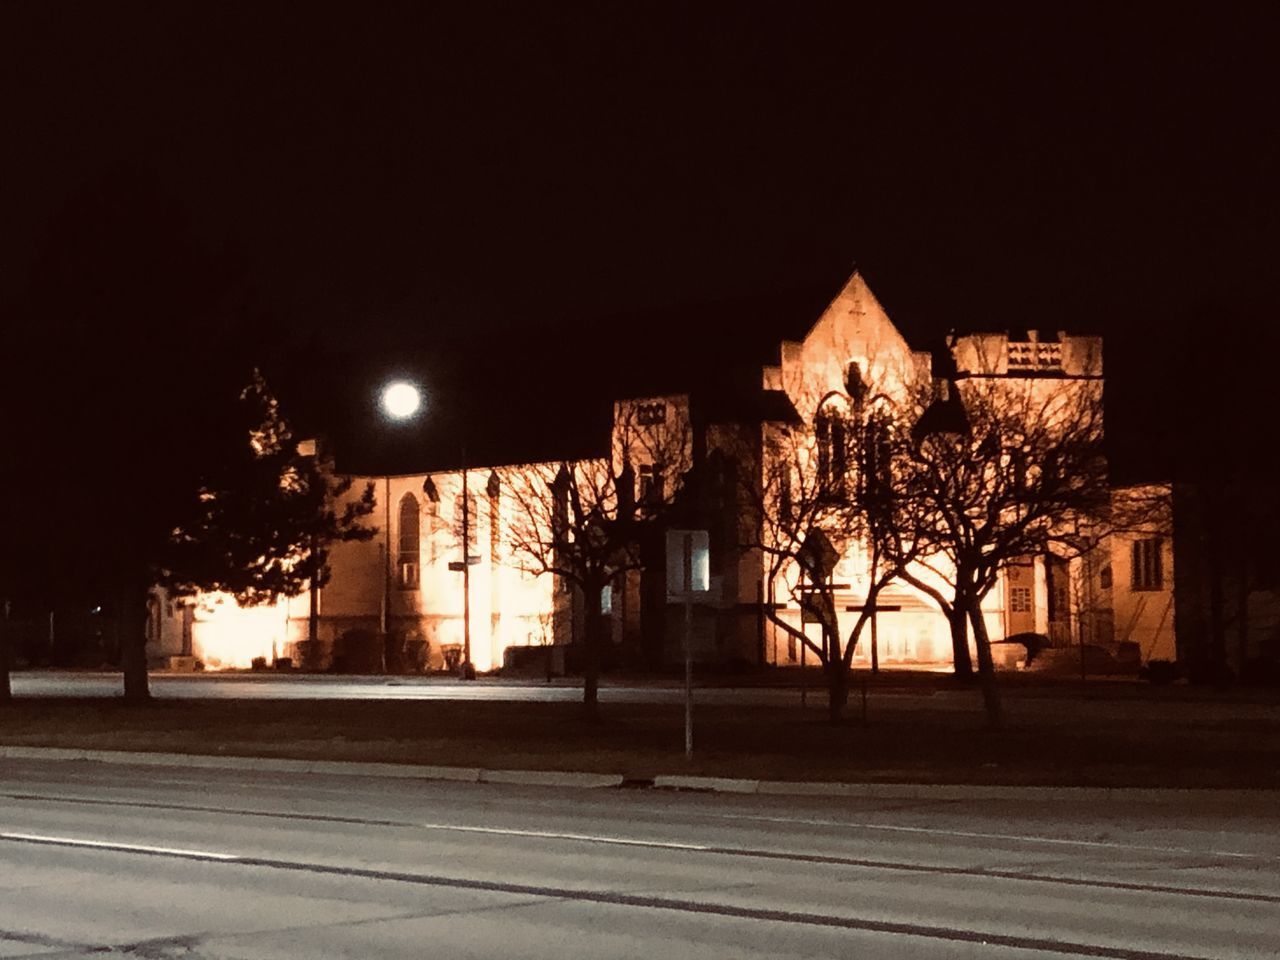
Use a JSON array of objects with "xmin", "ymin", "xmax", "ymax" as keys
[{"xmin": 3, "ymin": 3, "xmax": 1278, "ymax": 477}]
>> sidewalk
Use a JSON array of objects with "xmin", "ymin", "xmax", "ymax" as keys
[{"xmin": 3, "ymin": 745, "xmax": 1273, "ymax": 804}]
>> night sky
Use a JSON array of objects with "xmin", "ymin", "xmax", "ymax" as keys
[{"xmin": 3, "ymin": 4, "xmax": 1278, "ymax": 479}]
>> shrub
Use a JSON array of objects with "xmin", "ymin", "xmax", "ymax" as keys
[{"xmin": 1145, "ymin": 659, "xmax": 1178, "ymax": 685}]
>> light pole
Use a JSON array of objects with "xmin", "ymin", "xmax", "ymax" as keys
[
  {"xmin": 379, "ymin": 380, "xmax": 423, "ymax": 673},
  {"xmin": 459, "ymin": 448, "xmax": 476, "ymax": 680}
]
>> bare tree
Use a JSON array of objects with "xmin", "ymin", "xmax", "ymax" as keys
[
  {"xmin": 903, "ymin": 374, "xmax": 1110, "ymax": 726},
  {"xmin": 746, "ymin": 366, "xmax": 928, "ymax": 722},
  {"xmin": 500, "ymin": 397, "xmax": 692, "ymax": 719}
]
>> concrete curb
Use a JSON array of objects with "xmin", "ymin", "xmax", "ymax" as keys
[{"xmin": 1, "ymin": 746, "xmax": 1274, "ymax": 803}]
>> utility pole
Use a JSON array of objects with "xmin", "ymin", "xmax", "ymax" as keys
[
  {"xmin": 460, "ymin": 450, "xmax": 475, "ymax": 679},
  {"xmin": 381, "ymin": 475, "xmax": 391, "ymax": 672}
]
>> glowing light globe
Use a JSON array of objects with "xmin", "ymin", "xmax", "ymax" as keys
[{"xmin": 380, "ymin": 381, "xmax": 421, "ymax": 420}]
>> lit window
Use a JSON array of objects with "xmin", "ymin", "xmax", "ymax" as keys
[
  {"xmin": 488, "ymin": 472, "xmax": 501, "ymax": 562},
  {"xmin": 1131, "ymin": 538, "xmax": 1163, "ymax": 592},
  {"xmin": 858, "ymin": 415, "xmax": 892, "ymax": 499},
  {"xmin": 638, "ymin": 463, "xmax": 664, "ymax": 506},
  {"xmin": 455, "ymin": 493, "xmax": 479, "ymax": 554},
  {"xmin": 397, "ymin": 494, "xmax": 420, "ymax": 590},
  {"xmin": 816, "ymin": 404, "xmax": 849, "ymax": 498},
  {"xmin": 636, "ymin": 401, "xmax": 667, "ymax": 425}
]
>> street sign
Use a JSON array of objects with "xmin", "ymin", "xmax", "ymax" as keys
[
  {"xmin": 447, "ymin": 557, "xmax": 482, "ymax": 571},
  {"xmin": 664, "ymin": 529, "xmax": 711, "ymax": 763},
  {"xmin": 800, "ymin": 594, "xmax": 825, "ymax": 625},
  {"xmin": 666, "ymin": 529, "xmax": 710, "ymax": 600},
  {"xmin": 798, "ymin": 529, "xmax": 839, "ymax": 580}
]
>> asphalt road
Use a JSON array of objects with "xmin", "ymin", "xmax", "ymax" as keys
[{"xmin": 0, "ymin": 758, "xmax": 1276, "ymax": 958}]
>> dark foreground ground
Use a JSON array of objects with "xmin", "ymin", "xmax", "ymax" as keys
[
  {"xmin": 2, "ymin": 675, "xmax": 1278, "ymax": 786},
  {"xmin": 1, "ymin": 757, "xmax": 1277, "ymax": 959}
]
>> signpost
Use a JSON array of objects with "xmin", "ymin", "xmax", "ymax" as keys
[
  {"xmin": 666, "ymin": 530, "xmax": 711, "ymax": 760},
  {"xmin": 845, "ymin": 602, "xmax": 902, "ymax": 673}
]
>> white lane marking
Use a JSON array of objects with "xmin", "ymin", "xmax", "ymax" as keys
[
  {"xmin": 710, "ymin": 813, "xmax": 1267, "ymax": 861},
  {"xmin": 0, "ymin": 831, "xmax": 238, "ymax": 860},
  {"xmin": 3, "ymin": 790, "xmax": 1272, "ymax": 865},
  {"xmin": 417, "ymin": 821, "xmax": 711, "ymax": 851}
]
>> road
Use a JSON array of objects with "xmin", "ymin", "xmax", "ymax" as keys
[{"xmin": 0, "ymin": 758, "xmax": 1276, "ymax": 958}]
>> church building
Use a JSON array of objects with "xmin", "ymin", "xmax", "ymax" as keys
[{"xmin": 147, "ymin": 271, "xmax": 1176, "ymax": 675}]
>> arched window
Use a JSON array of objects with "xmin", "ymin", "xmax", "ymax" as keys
[
  {"xmin": 815, "ymin": 398, "xmax": 850, "ymax": 498},
  {"xmin": 145, "ymin": 594, "xmax": 163, "ymax": 646},
  {"xmin": 858, "ymin": 412, "xmax": 893, "ymax": 501},
  {"xmin": 487, "ymin": 471, "xmax": 501, "ymax": 562},
  {"xmin": 397, "ymin": 493, "xmax": 420, "ymax": 590}
]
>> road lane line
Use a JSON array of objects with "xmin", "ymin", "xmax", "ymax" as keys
[
  {"xmin": 415, "ymin": 821, "xmax": 711, "ymax": 850},
  {"xmin": 2, "ymin": 798, "xmax": 1276, "ymax": 905},
  {"xmin": 8, "ymin": 788, "xmax": 1275, "ymax": 865},
  {"xmin": 0, "ymin": 831, "xmax": 1234, "ymax": 960},
  {"xmin": 710, "ymin": 812, "xmax": 1272, "ymax": 861},
  {"xmin": 0, "ymin": 831, "xmax": 238, "ymax": 861}
]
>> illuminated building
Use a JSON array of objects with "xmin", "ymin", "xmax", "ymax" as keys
[{"xmin": 148, "ymin": 270, "xmax": 1175, "ymax": 674}]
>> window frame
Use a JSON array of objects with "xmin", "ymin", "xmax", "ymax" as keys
[{"xmin": 1130, "ymin": 537, "xmax": 1164, "ymax": 592}]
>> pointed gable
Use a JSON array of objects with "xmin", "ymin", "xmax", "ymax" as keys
[{"xmin": 763, "ymin": 269, "xmax": 924, "ymax": 423}]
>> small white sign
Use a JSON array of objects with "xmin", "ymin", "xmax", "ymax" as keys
[{"xmin": 666, "ymin": 529, "xmax": 711, "ymax": 599}]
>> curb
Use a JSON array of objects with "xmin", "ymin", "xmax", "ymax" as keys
[{"xmin": 1, "ymin": 746, "xmax": 1274, "ymax": 803}]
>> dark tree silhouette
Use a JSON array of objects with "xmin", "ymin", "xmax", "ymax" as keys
[
  {"xmin": 745, "ymin": 366, "xmax": 928, "ymax": 722},
  {"xmin": 501, "ymin": 398, "xmax": 691, "ymax": 719},
  {"xmin": 160, "ymin": 370, "xmax": 376, "ymax": 614},
  {"xmin": 903, "ymin": 375, "xmax": 1110, "ymax": 726}
]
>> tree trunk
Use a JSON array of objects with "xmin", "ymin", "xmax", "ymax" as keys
[
  {"xmin": 582, "ymin": 584, "xmax": 603, "ymax": 721},
  {"xmin": 119, "ymin": 586, "xmax": 151, "ymax": 702},
  {"xmin": 949, "ymin": 603, "xmax": 973, "ymax": 677},
  {"xmin": 308, "ymin": 534, "xmax": 320, "ymax": 649},
  {"xmin": 968, "ymin": 599, "xmax": 1003, "ymax": 729},
  {"xmin": 1207, "ymin": 543, "xmax": 1227, "ymax": 684},
  {"xmin": 825, "ymin": 659, "xmax": 849, "ymax": 723},
  {"xmin": 0, "ymin": 619, "xmax": 11, "ymax": 703},
  {"xmin": 1235, "ymin": 554, "xmax": 1250, "ymax": 679}
]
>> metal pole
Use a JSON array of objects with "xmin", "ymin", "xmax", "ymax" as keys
[
  {"xmin": 684, "ymin": 596, "xmax": 693, "ymax": 760},
  {"xmin": 870, "ymin": 603, "xmax": 880, "ymax": 674},
  {"xmin": 800, "ymin": 570, "xmax": 808, "ymax": 709},
  {"xmin": 308, "ymin": 534, "xmax": 319, "ymax": 646},
  {"xmin": 461, "ymin": 452, "xmax": 474, "ymax": 679},
  {"xmin": 800, "ymin": 631, "xmax": 807, "ymax": 709},
  {"xmin": 381, "ymin": 476, "xmax": 390, "ymax": 672}
]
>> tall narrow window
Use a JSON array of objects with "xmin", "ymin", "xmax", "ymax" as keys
[
  {"xmin": 815, "ymin": 401, "xmax": 849, "ymax": 498},
  {"xmin": 1131, "ymin": 538, "xmax": 1163, "ymax": 591},
  {"xmin": 860, "ymin": 414, "xmax": 890, "ymax": 499},
  {"xmin": 778, "ymin": 464, "xmax": 793, "ymax": 523},
  {"xmin": 487, "ymin": 471, "xmax": 501, "ymax": 562},
  {"xmin": 456, "ymin": 493, "xmax": 479, "ymax": 555},
  {"xmin": 638, "ymin": 462, "xmax": 664, "ymax": 507},
  {"xmin": 145, "ymin": 595, "xmax": 162, "ymax": 645},
  {"xmin": 397, "ymin": 493, "xmax": 420, "ymax": 590}
]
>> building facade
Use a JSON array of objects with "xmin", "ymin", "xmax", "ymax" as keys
[{"xmin": 148, "ymin": 271, "xmax": 1176, "ymax": 674}]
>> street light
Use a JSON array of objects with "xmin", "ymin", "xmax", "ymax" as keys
[
  {"xmin": 377, "ymin": 379, "xmax": 424, "ymax": 673},
  {"xmin": 380, "ymin": 381, "xmax": 421, "ymax": 421}
]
